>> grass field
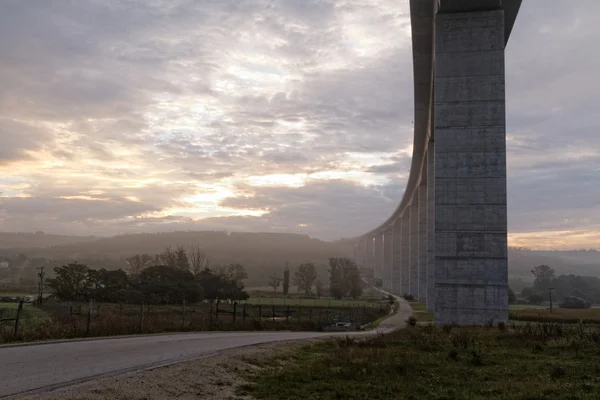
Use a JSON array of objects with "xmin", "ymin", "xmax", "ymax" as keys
[
  {"xmin": 511, "ymin": 307, "xmax": 600, "ymax": 323},
  {"xmin": 0, "ymin": 292, "xmax": 34, "ymax": 298},
  {"xmin": 240, "ymin": 323, "xmax": 600, "ymax": 399},
  {"xmin": 245, "ymin": 297, "xmax": 380, "ymax": 307},
  {"xmin": 0, "ymin": 303, "xmax": 50, "ymax": 320},
  {"xmin": 509, "ymin": 304, "xmax": 549, "ymax": 311}
]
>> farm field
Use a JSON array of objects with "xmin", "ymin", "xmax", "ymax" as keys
[
  {"xmin": 245, "ymin": 297, "xmax": 379, "ymax": 307},
  {"xmin": 240, "ymin": 323, "xmax": 600, "ymax": 400},
  {"xmin": 510, "ymin": 307, "xmax": 600, "ymax": 323},
  {"xmin": 0, "ymin": 302, "xmax": 49, "ymax": 320}
]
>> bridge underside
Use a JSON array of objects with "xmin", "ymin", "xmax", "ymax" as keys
[{"xmin": 355, "ymin": 0, "xmax": 521, "ymax": 326}]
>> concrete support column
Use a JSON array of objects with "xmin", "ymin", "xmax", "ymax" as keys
[
  {"xmin": 392, "ymin": 220, "xmax": 402, "ymax": 295},
  {"xmin": 383, "ymin": 228, "xmax": 393, "ymax": 291},
  {"xmin": 366, "ymin": 237, "xmax": 374, "ymax": 275},
  {"xmin": 418, "ymin": 183, "xmax": 428, "ymax": 303},
  {"xmin": 373, "ymin": 234, "xmax": 383, "ymax": 282},
  {"xmin": 409, "ymin": 201, "xmax": 419, "ymax": 296},
  {"xmin": 400, "ymin": 213, "xmax": 410, "ymax": 295},
  {"xmin": 434, "ymin": 9, "xmax": 508, "ymax": 325},
  {"xmin": 426, "ymin": 143, "xmax": 436, "ymax": 312}
]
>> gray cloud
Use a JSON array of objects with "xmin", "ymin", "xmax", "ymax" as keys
[{"xmin": 0, "ymin": 0, "xmax": 598, "ymax": 247}]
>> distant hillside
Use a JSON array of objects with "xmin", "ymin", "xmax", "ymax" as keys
[
  {"xmin": 0, "ymin": 232, "xmax": 98, "ymax": 249},
  {"xmin": 508, "ymin": 248, "xmax": 599, "ymax": 279},
  {"xmin": 0, "ymin": 231, "xmax": 598, "ymax": 288}
]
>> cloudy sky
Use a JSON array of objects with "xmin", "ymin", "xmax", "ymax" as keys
[{"xmin": 0, "ymin": 0, "xmax": 598, "ymax": 249}]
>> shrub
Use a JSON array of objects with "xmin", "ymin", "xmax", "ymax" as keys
[
  {"xmin": 559, "ymin": 296, "xmax": 591, "ymax": 309},
  {"xmin": 447, "ymin": 348, "xmax": 459, "ymax": 361},
  {"xmin": 406, "ymin": 316, "xmax": 417, "ymax": 327},
  {"xmin": 403, "ymin": 294, "xmax": 415, "ymax": 301},
  {"xmin": 550, "ymin": 364, "xmax": 566, "ymax": 380}
]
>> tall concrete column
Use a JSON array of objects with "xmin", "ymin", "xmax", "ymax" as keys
[
  {"xmin": 426, "ymin": 142, "xmax": 436, "ymax": 312},
  {"xmin": 366, "ymin": 237, "xmax": 374, "ymax": 275},
  {"xmin": 434, "ymin": 9, "xmax": 508, "ymax": 325},
  {"xmin": 418, "ymin": 183, "xmax": 427, "ymax": 303},
  {"xmin": 392, "ymin": 219, "xmax": 402, "ymax": 295},
  {"xmin": 373, "ymin": 234, "xmax": 383, "ymax": 282},
  {"xmin": 400, "ymin": 213, "xmax": 410, "ymax": 295},
  {"xmin": 383, "ymin": 228, "xmax": 393, "ymax": 291},
  {"xmin": 409, "ymin": 200, "xmax": 419, "ymax": 296}
]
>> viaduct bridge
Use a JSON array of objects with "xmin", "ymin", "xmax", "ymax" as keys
[{"xmin": 352, "ymin": 0, "xmax": 522, "ymax": 326}]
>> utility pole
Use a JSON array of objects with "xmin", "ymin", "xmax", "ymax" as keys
[
  {"xmin": 548, "ymin": 287, "xmax": 555, "ymax": 314},
  {"xmin": 37, "ymin": 266, "xmax": 45, "ymax": 305}
]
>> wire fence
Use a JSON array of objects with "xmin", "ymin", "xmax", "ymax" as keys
[{"xmin": 0, "ymin": 300, "xmax": 391, "ymax": 344}]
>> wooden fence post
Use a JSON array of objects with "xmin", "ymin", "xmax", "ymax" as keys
[
  {"xmin": 272, "ymin": 305, "xmax": 275, "ymax": 322},
  {"xmin": 233, "ymin": 302, "xmax": 237, "ymax": 323},
  {"xmin": 286, "ymin": 305, "xmax": 290, "ymax": 322},
  {"xmin": 139, "ymin": 302, "xmax": 144, "ymax": 333},
  {"xmin": 13, "ymin": 300, "xmax": 24, "ymax": 338},
  {"xmin": 181, "ymin": 298, "xmax": 186, "ymax": 331},
  {"xmin": 210, "ymin": 302, "xmax": 213, "ymax": 327},
  {"xmin": 86, "ymin": 299, "xmax": 92, "ymax": 336},
  {"xmin": 215, "ymin": 302, "xmax": 220, "ymax": 320}
]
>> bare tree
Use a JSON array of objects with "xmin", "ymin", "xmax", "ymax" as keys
[
  {"xmin": 160, "ymin": 246, "xmax": 178, "ymax": 269},
  {"xmin": 189, "ymin": 246, "xmax": 210, "ymax": 277},
  {"xmin": 126, "ymin": 254, "xmax": 153, "ymax": 275}
]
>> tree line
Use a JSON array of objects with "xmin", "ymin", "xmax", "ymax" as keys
[
  {"xmin": 266, "ymin": 257, "xmax": 363, "ymax": 300},
  {"xmin": 515, "ymin": 264, "xmax": 600, "ymax": 308},
  {"xmin": 46, "ymin": 246, "xmax": 249, "ymax": 304}
]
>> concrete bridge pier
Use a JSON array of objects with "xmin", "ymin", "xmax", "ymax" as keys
[
  {"xmin": 392, "ymin": 219, "xmax": 402, "ymax": 294},
  {"xmin": 382, "ymin": 228, "xmax": 393, "ymax": 291},
  {"xmin": 433, "ymin": 6, "xmax": 509, "ymax": 325}
]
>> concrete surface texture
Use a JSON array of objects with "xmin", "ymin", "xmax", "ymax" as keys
[
  {"xmin": 426, "ymin": 143, "xmax": 436, "ymax": 312},
  {"xmin": 400, "ymin": 213, "xmax": 411, "ymax": 295},
  {"xmin": 392, "ymin": 220, "xmax": 402, "ymax": 294},
  {"xmin": 352, "ymin": 0, "xmax": 521, "ymax": 326},
  {"xmin": 382, "ymin": 228, "xmax": 393, "ymax": 290},
  {"xmin": 433, "ymin": 8, "xmax": 508, "ymax": 325},
  {"xmin": 373, "ymin": 234, "xmax": 383, "ymax": 280},
  {"xmin": 409, "ymin": 200, "xmax": 419, "ymax": 296},
  {"xmin": 0, "ymin": 298, "xmax": 412, "ymax": 398},
  {"xmin": 417, "ymin": 183, "xmax": 428, "ymax": 304}
]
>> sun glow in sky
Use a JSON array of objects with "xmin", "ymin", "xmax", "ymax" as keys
[{"xmin": 0, "ymin": 0, "xmax": 599, "ymax": 247}]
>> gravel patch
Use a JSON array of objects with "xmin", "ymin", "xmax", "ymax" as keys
[{"xmin": 12, "ymin": 340, "xmax": 308, "ymax": 400}]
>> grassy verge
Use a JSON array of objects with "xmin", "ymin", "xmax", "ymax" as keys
[
  {"xmin": 239, "ymin": 323, "xmax": 600, "ymax": 400},
  {"xmin": 408, "ymin": 301, "xmax": 434, "ymax": 323},
  {"xmin": 510, "ymin": 307, "xmax": 600, "ymax": 324}
]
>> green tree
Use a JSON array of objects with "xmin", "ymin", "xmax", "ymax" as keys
[
  {"xmin": 508, "ymin": 286, "xmax": 516, "ymax": 304},
  {"xmin": 328, "ymin": 257, "xmax": 360, "ymax": 299},
  {"xmin": 268, "ymin": 273, "xmax": 282, "ymax": 292},
  {"xmin": 175, "ymin": 245, "xmax": 190, "ymax": 271},
  {"xmin": 282, "ymin": 266, "xmax": 290, "ymax": 296},
  {"xmin": 137, "ymin": 265, "xmax": 203, "ymax": 304},
  {"xmin": 293, "ymin": 263, "xmax": 317, "ymax": 296},
  {"xmin": 531, "ymin": 264, "xmax": 555, "ymax": 294},
  {"xmin": 347, "ymin": 267, "xmax": 363, "ymax": 299},
  {"xmin": 47, "ymin": 262, "xmax": 93, "ymax": 301}
]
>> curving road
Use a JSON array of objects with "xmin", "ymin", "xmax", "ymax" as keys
[{"xmin": 1, "ymin": 297, "xmax": 411, "ymax": 398}]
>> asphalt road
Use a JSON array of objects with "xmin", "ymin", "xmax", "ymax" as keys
[{"xmin": 1, "ymin": 297, "xmax": 410, "ymax": 398}]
